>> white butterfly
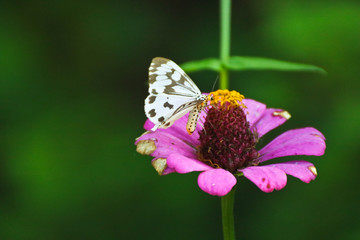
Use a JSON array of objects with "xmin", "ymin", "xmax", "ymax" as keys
[{"xmin": 144, "ymin": 57, "xmax": 207, "ymax": 134}]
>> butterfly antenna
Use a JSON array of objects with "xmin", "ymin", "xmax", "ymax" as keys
[{"xmin": 211, "ymin": 75, "xmax": 219, "ymax": 92}]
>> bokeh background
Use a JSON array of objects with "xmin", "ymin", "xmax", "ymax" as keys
[{"xmin": 1, "ymin": 0, "xmax": 359, "ymax": 239}]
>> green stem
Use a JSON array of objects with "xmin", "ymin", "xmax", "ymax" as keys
[
  {"xmin": 220, "ymin": 0, "xmax": 231, "ymax": 90},
  {"xmin": 221, "ymin": 188, "xmax": 236, "ymax": 240},
  {"xmin": 219, "ymin": 2, "xmax": 235, "ymax": 239},
  {"xmin": 220, "ymin": 1, "xmax": 235, "ymax": 239}
]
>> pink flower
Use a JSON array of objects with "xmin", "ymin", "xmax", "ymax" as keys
[{"xmin": 135, "ymin": 97, "xmax": 326, "ymax": 196}]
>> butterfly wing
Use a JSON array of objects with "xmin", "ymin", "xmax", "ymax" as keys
[
  {"xmin": 145, "ymin": 57, "xmax": 203, "ymax": 131},
  {"xmin": 148, "ymin": 57, "xmax": 202, "ymax": 96},
  {"xmin": 145, "ymin": 95, "xmax": 201, "ymax": 130}
]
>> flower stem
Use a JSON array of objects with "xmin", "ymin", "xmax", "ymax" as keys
[
  {"xmin": 219, "ymin": 0, "xmax": 231, "ymax": 90},
  {"xmin": 220, "ymin": 1, "xmax": 235, "ymax": 238},
  {"xmin": 221, "ymin": 188, "xmax": 236, "ymax": 240}
]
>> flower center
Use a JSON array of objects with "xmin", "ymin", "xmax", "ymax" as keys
[{"xmin": 198, "ymin": 90, "xmax": 259, "ymax": 173}]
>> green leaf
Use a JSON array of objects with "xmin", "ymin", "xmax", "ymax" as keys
[
  {"xmin": 226, "ymin": 56, "xmax": 327, "ymax": 75},
  {"xmin": 180, "ymin": 58, "xmax": 221, "ymax": 73}
]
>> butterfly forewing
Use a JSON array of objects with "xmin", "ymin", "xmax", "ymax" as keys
[
  {"xmin": 148, "ymin": 57, "xmax": 201, "ymax": 96},
  {"xmin": 145, "ymin": 57, "xmax": 206, "ymax": 132}
]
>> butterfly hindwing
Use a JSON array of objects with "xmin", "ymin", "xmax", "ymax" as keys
[
  {"xmin": 161, "ymin": 100, "xmax": 202, "ymax": 129},
  {"xmin": 145, "ymin": 94, "xmax": 199, "ymax": 130}
]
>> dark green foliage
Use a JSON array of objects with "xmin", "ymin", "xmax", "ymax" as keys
[{"xmin": 0, "ymin": 0, "xmax": 359, "ymax": 239}]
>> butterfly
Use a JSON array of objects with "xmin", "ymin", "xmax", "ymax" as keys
[{"xmin": 144, "ymin": 57, "xmax": 207, "ymax": 134}]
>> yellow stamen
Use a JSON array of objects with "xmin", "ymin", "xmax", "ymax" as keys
[
  {"xmin": 207, "ymin": 89, "xmax": 246, "ymax": 109},
  {"xmin": 200, "ymin": 157, "xmax": 221, "ymax": 169}
]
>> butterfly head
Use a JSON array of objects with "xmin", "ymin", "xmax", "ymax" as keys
[{"xmin": 197, "ymin": 94, "xmax": 207, "ymax": 101}]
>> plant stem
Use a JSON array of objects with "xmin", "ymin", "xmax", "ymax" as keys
[
  {"xmin": 219, "ymin": 2, "xmax": 236, "ymax": 239},
  {"xmin": 219, "ymin": 0, "xmax": 231, "ymax": 90},
  {"xmin": 221, "ymin": 188, "xmax": 236, "ymax": 240}
]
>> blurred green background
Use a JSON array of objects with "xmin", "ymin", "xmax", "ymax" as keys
[{"xmin": 1, "ymin": 0, "xmax": 359, "ymax": 239}]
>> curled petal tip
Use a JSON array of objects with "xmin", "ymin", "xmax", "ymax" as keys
[
  {"xmin": 308, "ymin": 165, "xmax": 317, "ymax": 176},
  {"xmin": 272, "ymin": 110, "xmax": 291, "ymax": 120},
  {"xmin": 152, "ymin": 158, "xmax": 167, "ymax": 175},
  {"xmin": 136, "ymin": 139, "xmax": 156, "ymax": 155}
]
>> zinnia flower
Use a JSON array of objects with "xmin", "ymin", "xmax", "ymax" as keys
[{"xmin": 135, "ymin": 90, "xmax": 326, "ymax": 196}]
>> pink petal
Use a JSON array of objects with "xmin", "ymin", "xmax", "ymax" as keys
[
  {"xmin": 240, "ymin": 166, "xmax": 287, "ymax": 193},
  {"xmin": 144, "ymin": 119, "xmax": 155, "ymax": 131},
  {"xmin": 136, "ymin": 131, "xmax": 197, "ymax": 159},
  {"xmin": 167, "ymin": 154, "xmax": 213, "ymax": 174},
  {"xmin": 268, "ymin": 161, "xmax": 317, "ymax": 183},
  {"xmin": 242, "ymin": 99, "xmax": 267, "ymax": 127},
  {"xmin": 254, "ymin": 108, "xmax": 291, "ymax": 138},
  {"xmin": 258, "ymin": 127, "xmax": 326, "ymax": 163},
  {"xmin": 198, "ymin": 169, "xmax": 237, "ymax": 196},
  {"xmin": 143, "ymin": 113, "xmax": 202, "ymax": 146}
]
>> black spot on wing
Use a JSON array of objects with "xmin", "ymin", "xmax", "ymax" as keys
[
  {"xmin": 163, "ymin": 102, "xmax": 174, "ymax": 109},
  {"xmin": 148, "ymin": 74, "xmax": 156, "ymax": 84},
  {"xmin": 148, "ymin": 109, "xmax": 156, "ymax": 117},
  {"xmin": 158, "ymin": 116, "xmax": 165, "ymax": 122},
  {"xmin": 168, "ymin": 68, "xmax": 186, "ymax": 85},
  {"xmin": 164, "ymin": 85, "xmax": 175, "ymax": 94},
  {"xmin": 148, "ymin": 96, "xmax": 156, "ymax": 104},
  {"xmin": 177, "ymin": 75, "xmax": 186, "ymax": 85}
]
